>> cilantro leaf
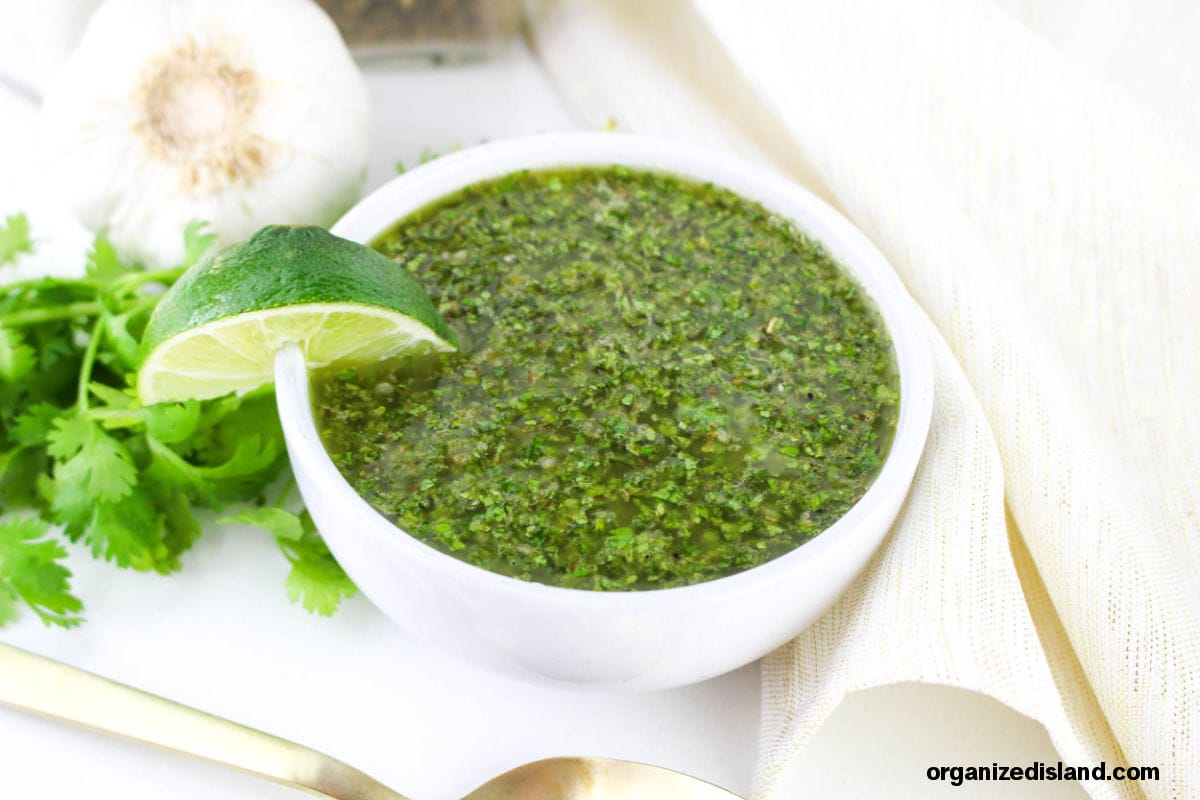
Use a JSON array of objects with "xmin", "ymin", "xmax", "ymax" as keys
[
  {"xmin": 10, "ymin": 402, "xmax": 62, "ymax": 447},
  {"xmin": 185, "ymin": 392, "xmax": 283, "ymax": 464},
  {"xmin": 0, "ymin": 213, "xmax": 33, "ymax": 267},
  {"xmin": 48, "ymin": 418, "xmax": 137, "ymax": 503},
  {"xmin": 221, "ymin": 505, "xmax": 355, "ymax": 615},
  {"xmin": 278, "ymin": 513, "xmax": 356, "ymax": 616},
  {"xmin": 151, "ymin": 484, "xmax": 202, "ymax": 559},
  {"xmin": 85, "ymin": 487, "xmax": 176, "ymax": 573},
  {"xmin": 0, "ymin": 515, "xmax": 83, "ymax": 627},
  {"xmin": 144, "ymin": 400, "xmax": 201, "ymax": 444},
  {"xmin": 146, "ymin": 432, "xmax": 282, "ymax": 506},
  {"xmin": 0, "ymin": 586, "xmax": 14, "ymax": 625},
  {"xmin": 218, "ymin": 506, "xmax": 304, "ymax": 541},
  {"xmin": 100, "ymin": 308, "xmax": 144, "ymax": 372},
  {"xmin": 49, "ymin": 455, "xmax": 101, "ymax": 537},
  {"xmin": 0, "ymin": 447, "xmax": 46, "ymax": 510},
  {"xmin": 85, "ymin": 237, "xmax": 131, "ymax": 282},
  {"xmin": 182, "ymin": 220, "xmax": 217, "ymax": 267},
  {"xmin": 87, "ymin": 381, "xmax": 135, "ymax": 409},
  {"xmin": 0, "ymin": 327, "xmax": 36, "ymax": 382},
  {"xmin": 81, "ymin": 434, "xmax": 139, "ymax": 502},
  {"xmin": 45, "ymin": 415, "xmax": 94, "ymax": 460},
  {"xmin": 0, "ymin": 447, "xmax": 23, "ymax": 490}
]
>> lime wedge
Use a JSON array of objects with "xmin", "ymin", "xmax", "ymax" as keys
[{"xmin": 138, "ymin": 225, "xmax": 456, "ymax": 404}]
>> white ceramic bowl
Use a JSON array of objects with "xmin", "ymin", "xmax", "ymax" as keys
[{"xmin": 275, "ymin": 133, "xmax": 933, "ymax": 690}]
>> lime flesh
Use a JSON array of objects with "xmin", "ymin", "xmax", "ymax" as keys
[{"xmin": 139, "ymin": 302, "xmax": 453, "ymax": 403}]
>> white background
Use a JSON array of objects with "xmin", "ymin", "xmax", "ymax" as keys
[{"xmin": 0, "ymin": 34, "xmax": 1086, "ymax": 800}]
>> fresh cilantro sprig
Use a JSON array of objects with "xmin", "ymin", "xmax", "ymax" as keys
[
  {"xmin": 0, "ymin": 214, "xmax": 33, "ymax": 268},
  {"xmin": 0, "ymin": 516, "xmax": 82, "ymax": 627},
  {"xmin": 219, "ymin": 491, "xmax": 357, "ymax": 617},
  {"xmin": 0, "ymin": 219, "xmax": 356, "ymax": 627}
]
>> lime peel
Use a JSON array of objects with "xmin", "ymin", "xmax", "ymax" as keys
[{"xmin": 137, "ymin": 226, "xmax": 456, "ymax": 404}]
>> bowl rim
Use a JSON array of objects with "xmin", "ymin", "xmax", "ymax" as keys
[{"xmin": 276, "ymin": 131, "xmax": 933, "ymax": 609}]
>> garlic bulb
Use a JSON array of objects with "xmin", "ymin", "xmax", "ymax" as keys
[{"xmin": 39, "ymin": 0, "xmax": 370, "ymax": 268}]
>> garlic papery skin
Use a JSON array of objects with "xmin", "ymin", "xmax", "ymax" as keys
[{"xmin": 39, "ymin": 0, "xmax": 370, "ymax": 268}]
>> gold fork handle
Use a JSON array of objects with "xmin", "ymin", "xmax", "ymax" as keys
[{"xmin": 0, "ymin": 642, "xmax": 409, "ymax": 800}]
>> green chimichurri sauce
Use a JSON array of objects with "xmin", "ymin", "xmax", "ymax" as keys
[{"xmin": 313, "ymin": 166, "xmax": 899, "ymax": 590}]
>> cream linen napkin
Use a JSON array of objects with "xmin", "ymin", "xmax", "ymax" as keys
[{"xmin": 525, "ymin": 2, "xmax": 1200, "ymax": 799}]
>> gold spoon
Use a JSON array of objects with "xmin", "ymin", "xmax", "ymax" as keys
[{"xmin": 0, "ymin": 642, "xmax": 742, "ymax": 799}]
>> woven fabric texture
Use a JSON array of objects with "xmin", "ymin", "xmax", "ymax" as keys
[{"xmin": 527, "ymin": 2, "xmax": 1200, "ymax": 798}]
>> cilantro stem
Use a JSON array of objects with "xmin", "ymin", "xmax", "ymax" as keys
[
  {"xmin": 0, "ymin": 266, "xmax": 184, "ymax": 328},
  {"xmin": 120, "ymin": 293, "xmax": 162, "ymax": 317},
  {"xmin": 76, "ymin": 318, "xmax": 105, "ymax": 412},
  {"xmin": 1, "ymin": 265, "xmax": 183, "ymax": 299},
  {"xmin": 0, "ymin": 276, "xmax": 92, "ymax": 293},
  {"xmin": 1, "ymin": 301, "xmax": 102, "ymax": 327},
  {"xmin": 0, "ymin": 277, "xmax": 112, "ymax": 311},
  {"xmin": 114, "ymin": 266, "xmax": 187, "ymax": 292}
]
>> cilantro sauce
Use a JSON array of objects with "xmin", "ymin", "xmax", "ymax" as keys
[{"xmin": 313, "ymin": 167, "xmax": 898, "ymax": 590}]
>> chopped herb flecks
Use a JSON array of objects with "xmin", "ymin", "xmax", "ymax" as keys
[{"xmin": 314, "ymin": 167, "xmax": 898, "ymax": 590}]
